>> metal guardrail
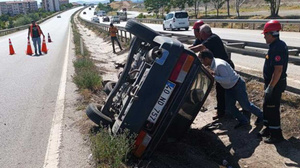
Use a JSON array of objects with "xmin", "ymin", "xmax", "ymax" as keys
[
  {"xmin": 136, "ymin": 18, "xmax": 300, "ymax": 32},
  {"xmin": 79, "ymin": 14, "xmax": 300, "ymax": 63},
  {"xmin": 78, "ymin": 12, "xmax": 300, "ymax": 94}
]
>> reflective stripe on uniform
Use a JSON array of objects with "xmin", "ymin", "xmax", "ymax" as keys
[{"xmin": 269, "ymin": 126, "xmax": 281, "ymax": 129}]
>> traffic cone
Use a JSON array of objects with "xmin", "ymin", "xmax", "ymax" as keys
[
  {"xmin": 48, "ymin": 33, "xmax": 52, "ymax": 43},
  {"xmin": 41, "ymin": 37, "xmax": 48, "ymax": 54},
  {"xmin": 26, "ymin": 39, "xmax": 33, "ymax": 55},
  {"xmin": 9, "ymin": 38, "xmax": 15, "ymax": 55}
]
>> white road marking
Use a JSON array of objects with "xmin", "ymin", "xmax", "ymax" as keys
[{"xmin": 43, "ymin": 24, "xmax": 71, "ymax": 168}]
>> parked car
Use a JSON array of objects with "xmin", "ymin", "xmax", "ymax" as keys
[
  {"xmin": 86, "ymin": 20, "xmax": 213, "ymax": 159},
  {"xmin": 163, "ymin": 11, "xmax": 189, "ymax": 31},
  {"xmin": 111, "ymin": 16, "xmax": 120, "ymax": 24},
  {"xmin": 57, "ymin": 15, "xmax": 61, "ymax": 18},
  {"xmin": 91, "ymin": 17, "xmax": 99, "ymax": 23},
  {"xmin": 97, "ymin": 10, "xmax": 106, "ymax": 17},
  {"xmin": 83, "ymin": 11, "xmax": 86, "ymax": 14},
  {"xmin": 102, "ymin": 16, "xmax": 110, "ymax": 22}
]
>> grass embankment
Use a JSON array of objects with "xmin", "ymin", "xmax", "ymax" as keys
[{"xmin": 71, "ymin": 11, "xmax": 135, "ymax": 168}]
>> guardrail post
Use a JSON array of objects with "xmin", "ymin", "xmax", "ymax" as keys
[
  {"xmin": 241, "ymin": 23, "xmax": 244, "ymax": 29},
  {"xmin": 231, "ymin": 23, "xmax": 233, "ymax": 28},
  {"xmin": 125, "ymin": 31, "xmax": 128, "ymax": 43},
  {"xmin": 130, "ymin": 33, "xmax": 132, "ymax": 41},
  {"xmin": 252, "ymin": 23, "xmax": 255, "ymax": 30},
  {"xmin": 120, "ymin": 30, "xmax": 124, "ymax": 42},
  {"xmin": 80, "ymin": 37, "xmax": 84, "ymax": 55}
]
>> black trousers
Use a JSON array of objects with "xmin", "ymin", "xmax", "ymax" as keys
[
  {"xmin": 263, "ymin": 79, "xmax": 286, "ymax": 135},
  {"xmin": 111, "ymin": 37, "xmax": 122, "ymax": 52},
  {"xmin": 216, "ymin": 59, "xmax": 235, "ymax": 116}
]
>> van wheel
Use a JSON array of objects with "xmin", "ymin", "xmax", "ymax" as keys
[
  {"xmin": 170, "ymin": 25, "xmax": 175, "ymax": 31},
  {"xmin": 163, "ymin": 25, "xmax": 166, "ymax": 30},
  {"xmin": 185, "ymin": 27, "xmax": 189, "ymax": 31},
  {"xmin": 125, "ymin": 20, "xmax": 159, "ymax": 44},
  {"xmin": 86, "ymin": 103, "xmax": 114, "ymax": 127}
]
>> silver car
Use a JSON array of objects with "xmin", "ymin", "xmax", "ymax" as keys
[{"xmin": 111, "ymin": 16, "xmax": 120, "ymax": 24}]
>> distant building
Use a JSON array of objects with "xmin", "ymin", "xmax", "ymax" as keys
[
  {"xmin": 42, "ymin": 0, "xmax": 60, "ymax": 12},
  {"xmin": 0, "ymin": 0, "xmax": 38, "ymax": 16},
  {"xmin": 71, "ymin": 2, "xmax": 80, "ymax": 6},
  {"xmin": 59, "ymin": 0, "xmax": 69, "ymax": 7}
]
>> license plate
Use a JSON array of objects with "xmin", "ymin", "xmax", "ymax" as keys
[
  {"xmin": 179, "ymin": 22, "xmax": 185, "ymax": 24},
  {"xmin": 147, "ymin": 81, "xmax": 175, "ymax": 124}
]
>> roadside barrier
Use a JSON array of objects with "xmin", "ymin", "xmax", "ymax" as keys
[
  {"xmin": 42, "ymin": 37, "xmax": 48, "ymax": 54},
  {"xmin": 48, "ymin": 33, "xmax": 52, "ymax": 43},
  {"xmin": 26, "ymin": 39, "xmax": 33, "ymax": 55},
  {"xmin": 9, "ymin": 38, "xmax": 15, "ymax": 55}
]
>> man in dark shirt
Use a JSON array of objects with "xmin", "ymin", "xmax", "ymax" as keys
[
  {"xmin": 28, "ymin": 20, "xmax": 45, "ymax": 56},
  {"xmin": 190, "ymin": 24, "xmax": 234, "ymax": 120},
  {"xmin": 258, "ymin": 20, "xmax": 288, "ymax": 143}
]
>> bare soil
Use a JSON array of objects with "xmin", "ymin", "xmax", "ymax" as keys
[{"xmin": 74, "ymin": 14, "xmax": 300, "ymax": 168}]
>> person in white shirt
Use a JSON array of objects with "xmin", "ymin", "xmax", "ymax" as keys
[{"xmin": 199, "ymin": 49, "xmax": 263, "ymax": 129}]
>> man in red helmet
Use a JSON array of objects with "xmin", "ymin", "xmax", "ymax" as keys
[
  {"xmin": 192, "ymin": 20, "xmax": 204, "ymax": 46},
  {"xmin": 259, "ymin": 20, "xmax": 288, "ymax": 143}
]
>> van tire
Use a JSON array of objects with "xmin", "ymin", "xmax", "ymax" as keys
[
  {"xmin": 170, "ymin": 24, "xmax": 174, "ymax": 31},
  {"xmin": 185, "ymin": 27, "xmax": 189, "ymax": 31},
  {"xmin": 163, "ymin": 25, "xmax": 166, "ymax": 30},
  {"xmin": 86, "ymin": 103, "xmax": 114, "ymax": 127},
  {"xmin": 125, "ymin": 20, "xmax": 159, "ymax": 44}
]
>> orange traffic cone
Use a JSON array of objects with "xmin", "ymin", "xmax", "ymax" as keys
[
  {"xmin": 41, "ymin": 37, "xmax": 48, "ymax": 54},
  {"xmin": 26, "ymin": 39, "xmax": 33, "ymax": 55},
  {"xmin": 48, "ymin": 33, "xmax": 52, "ymax": 43},
  {"xmin": 9, "ymin": 38, "xmax": 15, "ymax": 55}
]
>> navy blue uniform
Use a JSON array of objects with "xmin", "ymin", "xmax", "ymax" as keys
[
  {"xmin": 263, "ymin": 38, "xmax": 288, "ymax": 137},
  {"xmin": 193, "ymin": 38, "xmax": 203, "ymax": 46},
  {"xmin": 202, "ymin": 33, "xmax": 235, "ymax": 117}
]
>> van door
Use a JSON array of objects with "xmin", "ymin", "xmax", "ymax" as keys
[{"xmin": 174, "ymin": 12, "xmax": 189, "ymax": 27}]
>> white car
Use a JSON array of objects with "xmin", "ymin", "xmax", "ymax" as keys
[
  {"xmin": 163, "ymin": 11, "xmax": 189, "ymax": 31},
  {"xmin": 91, "ymin": 17, "xmax": 99, "ymax": 23},
  {"xmin": 111, "ymin": 16, "xmax": 120, "ymax": 24}
]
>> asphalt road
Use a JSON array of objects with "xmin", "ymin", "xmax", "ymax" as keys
[
  {"xmin": 82, "ymin": 8, "xmax": 300, "ymax": 90},
  {"xmin": 0, "ymin": 8, "xmax": 80, "ymax": 168}
]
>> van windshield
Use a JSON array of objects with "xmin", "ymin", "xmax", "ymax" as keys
[{"xmin": 175, "ymin": 12, "xmax": 188, "ymax": 18}]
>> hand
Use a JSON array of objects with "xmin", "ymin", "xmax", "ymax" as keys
[{"xmin": 264, "ymin": 85, "xmax": 274, "ymax": 101}]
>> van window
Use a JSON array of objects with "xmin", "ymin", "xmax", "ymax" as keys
[{"xmin": 175, "ymin": 12, "xmax": 188, "ymax": 18}]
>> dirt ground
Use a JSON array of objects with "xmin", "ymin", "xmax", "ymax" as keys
[{"xmin": 74, "ymin": 14, "xmax": 300, "ymax": 168}]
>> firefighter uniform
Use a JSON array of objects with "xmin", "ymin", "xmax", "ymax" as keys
[{"xmin": 262, "ymin": 32, "xmax": 288, "ymax": 143}]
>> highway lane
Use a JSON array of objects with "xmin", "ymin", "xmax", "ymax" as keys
[
  {"xmin": 81, "ymin": 8, "xmax": 299, "ymax": 90},
  {"xmin": 0, "ymin": 8, "xmax": 80, "ymax": 168}
]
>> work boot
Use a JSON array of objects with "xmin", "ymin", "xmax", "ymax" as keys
[
  {"xmin": 258, "ymin": 127, "xmax": 270, "ymax": 137},
  {"xmin": 264, "ymin": 129, "xmax": 284, "ymax": 144}
]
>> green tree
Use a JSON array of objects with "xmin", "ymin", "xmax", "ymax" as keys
[
  {"xmin": 8, "ymin": 19, "xmax": 14, "ymax": 28},
  {"xmin": 186, "ymin": 0, "xmax": 201, "ymax": 18},
  {"xmin": 265, "ymin": 0, "xmax": 281, "ymax": 17},
  {"xmin": 226, "ymin": 0, "xmax": 230, "ymax": 16},
  {"xmin": 211, "ymin": 0, "xmax": 225, "ymax": 17},
  {"xmin": 235, "ymin": 0, "xmax": 246, "ymax": 18},
  {"xmin": 203, "ymin": 0, "xmax": 210, "ymax": 16},
  {"xmin": 145, "ymin": 0, "xmax": 169, "ymax": 18}
]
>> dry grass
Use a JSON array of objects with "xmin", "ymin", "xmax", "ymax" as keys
[{"xmin": 246, "ymin": 79, "xmax": 300, "ymax": 139}]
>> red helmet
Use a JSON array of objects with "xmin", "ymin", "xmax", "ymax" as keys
[
  {"xmin": 193, "ymin": 20, "xmax": 204, "ymax": 29},
  {"xmin": 262, "ymin": 20, "xmax": 281, "ymax": 34}
]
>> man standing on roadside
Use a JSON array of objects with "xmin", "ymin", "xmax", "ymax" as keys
[
  {"xmin": 109, "ymin": 23, "xmax": 123, "ymax": 53},
  {"xmin": 190, "ymin": 24, "xmax": 235, "ymax": 120},
  {"xmin": 258, "ymin": 20, "xmax": 288, "ymax": 143},
  {"xmin": 28, "ymin": 20, "xmax": 45, "ymax": 56},
  {"xmin": 199, "ymin": 49, "xmax": 263, "ymax": 129}
]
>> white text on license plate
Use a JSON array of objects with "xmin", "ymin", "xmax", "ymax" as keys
[{"xmin": 147, "ymin": 81, "xmax": 175, "ymax": 124}]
